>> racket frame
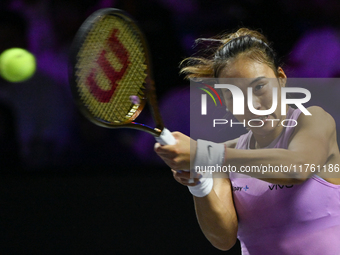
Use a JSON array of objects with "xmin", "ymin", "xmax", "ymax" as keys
[{"xmin": 69, "ymin": 8, "xmax": 165, "ymax": 137}]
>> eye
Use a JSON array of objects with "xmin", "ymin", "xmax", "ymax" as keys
[{"xmin": 254, "ymin": 84, "xmax": 264, "ymax": 91}]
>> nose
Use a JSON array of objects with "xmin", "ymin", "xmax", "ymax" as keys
[
  {"xmin": 245, "ymin": 94, "xmax": 262, "ymax": 116},
  {"xmin": 245, "ymin": 94, "xmax": 261, "ymax": 115},
  {"xmin": 252, "ymin": 95, "xmax": 261, "ymax": 110}
]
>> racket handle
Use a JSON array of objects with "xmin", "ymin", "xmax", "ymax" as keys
[
  {"xmin": 155, "ymin": 128, "xmax": 194, "ymax": 184},
  {"xmin": 155, "ymin": 128, "xmax": 176, "ymax": 145}
]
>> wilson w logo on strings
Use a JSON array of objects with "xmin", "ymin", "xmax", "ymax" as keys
[{"xmin": 86, "ymin": 29, "xmax": 130, "ymax": 103}]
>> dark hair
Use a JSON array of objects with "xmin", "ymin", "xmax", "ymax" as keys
[{"xmin": 180, "ymin": 28, "xmax": 280, "ymax": 79}]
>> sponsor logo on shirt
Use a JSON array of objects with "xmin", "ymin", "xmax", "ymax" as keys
[
  {"xmin": 268, "ymin": 184, "xmax": 294, "ymax": 190},
  {"xmin": 233, "ymin": 185, "xmax": 249, "ymax": 191},
  {"xmin": 233, "ymin": 184, "xmax": 294, "ymax": 192}
]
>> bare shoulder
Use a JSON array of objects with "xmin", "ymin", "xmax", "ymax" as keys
[
  {"xmin": 298, "ymin": 106, "xmax": 335, "ymax": 130},
  {"xmin": 289, "ymin": 105, "xmax": 336, "ymax": 146},
  {"xmin": 307, "ymin": 106, "xmax": 329, "ymax": 115}
]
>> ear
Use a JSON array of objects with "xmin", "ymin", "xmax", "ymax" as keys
[{"xmin": 277, "ymin": 67, "xmax": 287, "ymax": 87}]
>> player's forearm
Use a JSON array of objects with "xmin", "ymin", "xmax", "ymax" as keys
[
  {"xmin": 193, "ymin": 190, "xmax": 238, "ymax": 251},
  {"xmin": 225, "ymin": 148, "xmax": 320, "ymax": 183}
]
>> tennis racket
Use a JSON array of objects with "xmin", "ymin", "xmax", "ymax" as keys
[
  {"xmin": 69, "ymin": 7, "xmax": 194, "ymax": 182},
  {"xmin": 68, "ymin": 8, "xmax": 176, "ymax": 146}
]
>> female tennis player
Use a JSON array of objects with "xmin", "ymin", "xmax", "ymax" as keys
[{"xmin": 155, "ymin": 28, "xmax": 340, "ymax": 254}]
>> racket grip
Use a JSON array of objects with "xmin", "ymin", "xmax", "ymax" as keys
[
  {"xmin": 155, "ymin": 128, "xmax": 194, "ymax": 184},
  {"xmin": 155, "ymin": 128, "xmax": 176, "ymax": 145}
]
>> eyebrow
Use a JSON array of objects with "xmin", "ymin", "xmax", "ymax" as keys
[{"xmin": 250, "ymin": 76, "xmax": 266, "ymax": 85}]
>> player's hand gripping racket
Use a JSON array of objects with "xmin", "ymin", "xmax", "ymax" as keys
[{"xmin": 68, "ymin": 8, "xmax": 192, "ymax": 180}]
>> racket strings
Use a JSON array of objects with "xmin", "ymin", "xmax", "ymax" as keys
[{"xmin": 75, "ymin": 14, "xmax": 147, "ymax": 124}]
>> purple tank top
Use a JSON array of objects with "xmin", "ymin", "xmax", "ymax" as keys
[{"xmin": 230, "ymin": 107, "xmax": 340, "ymax": 255}]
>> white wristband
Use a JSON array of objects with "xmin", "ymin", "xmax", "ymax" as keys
[
  {"xmin": 188, "ymin": 172, "xmax": 213, "ymax": 197},
  {"xmin": 188, "ymin": 139, "xmax": 225, "ymax": 197}
]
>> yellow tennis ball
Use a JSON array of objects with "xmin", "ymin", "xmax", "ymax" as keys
[{"xmin": 0, "ymin": 48, "xmax": 36, "ymax": 83}]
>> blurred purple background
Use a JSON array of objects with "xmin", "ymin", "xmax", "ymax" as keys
[
  {"xmin": 1, "ymin": 0, "xmax": 340, "ymax": 170},
  {"xmin": 1, "ymin": 0, "xmax": 340, "ymax": 254}
]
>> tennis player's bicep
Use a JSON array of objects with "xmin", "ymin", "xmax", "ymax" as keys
[{"xmin": 213, "ymin": 175, "xmax": 237, "ymax": 224}]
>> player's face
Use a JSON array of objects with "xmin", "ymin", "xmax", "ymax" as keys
[{"xmin": 218, "ymin": 56, "xmax": 287, "ymax": 136}]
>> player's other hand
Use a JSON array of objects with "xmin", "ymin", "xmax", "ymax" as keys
[
  {"xmin": 154, "ymin": 132, "xmax": 197, "ymax": 170},
  {"xmin": 171, "ymin": 169, "xmax": 201, "ymax": 186}
]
